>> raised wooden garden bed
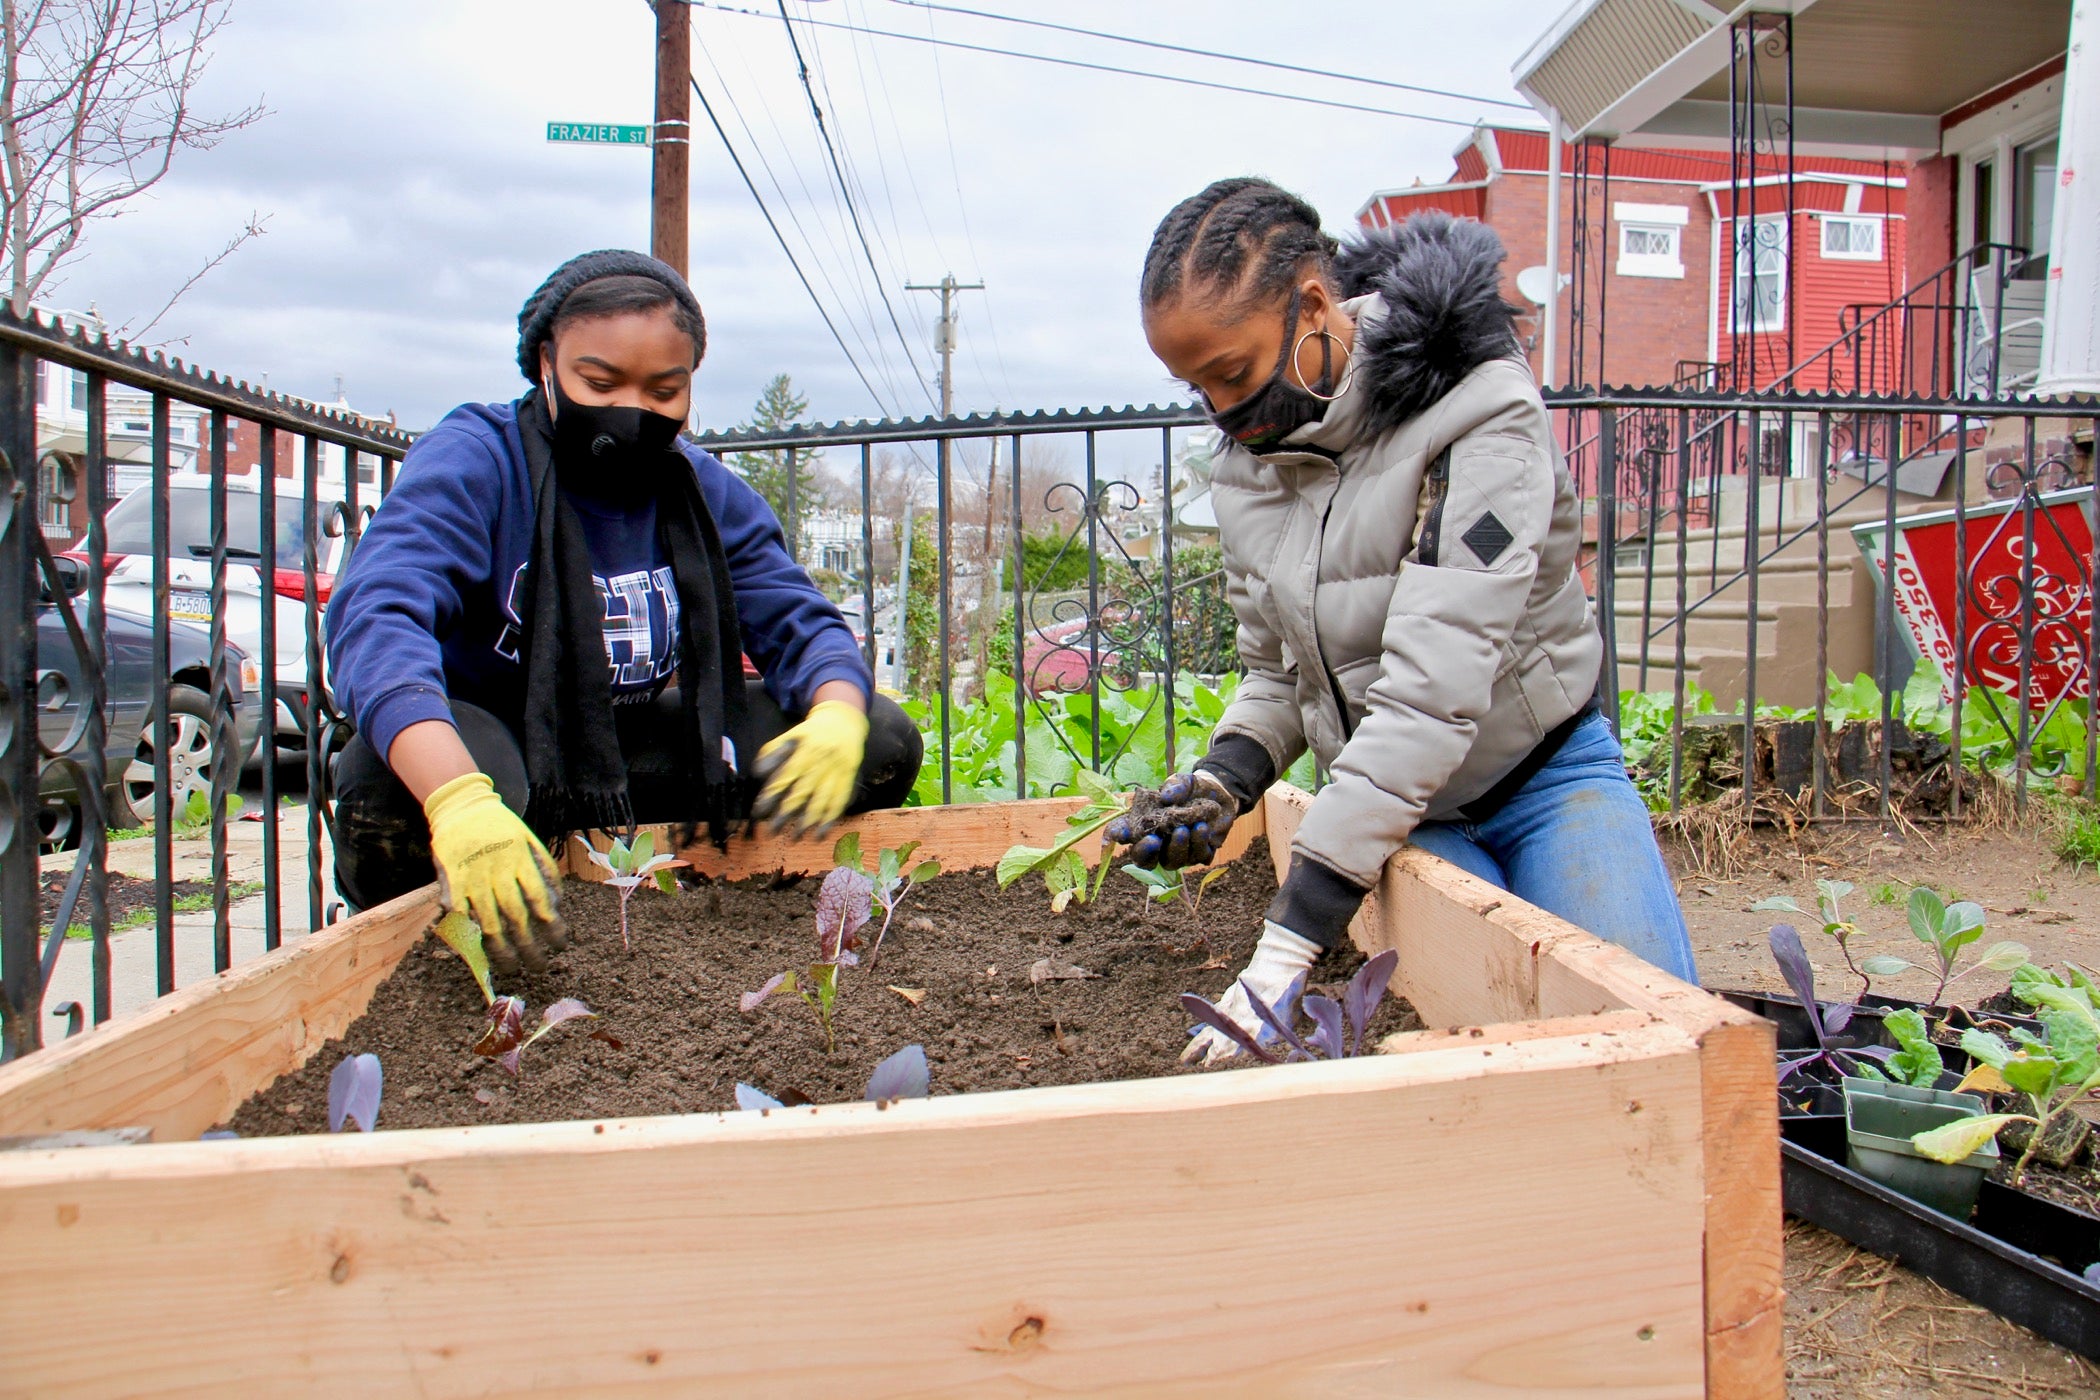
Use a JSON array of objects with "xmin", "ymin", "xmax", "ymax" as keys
[{"xmin": 0, "ymin": 787, "xmax": 1780, "ymax": 1396}]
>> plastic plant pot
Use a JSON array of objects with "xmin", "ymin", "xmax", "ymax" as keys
[{"xmin": 1843, "ymin": 1079, "xmax": 2000, "ymax": 1219}]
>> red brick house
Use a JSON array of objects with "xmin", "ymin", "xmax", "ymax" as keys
[{"xmin": 1357, "ymin": 125, "xmax": 1910, "ymax": 392}]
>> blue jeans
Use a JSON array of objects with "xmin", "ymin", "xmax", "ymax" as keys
[{"xmin": 1408, "ymin": 712, "xmax": 1700, "ymax": 984}]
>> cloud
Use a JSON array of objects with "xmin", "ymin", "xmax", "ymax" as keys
[{"xmin": 55, "ymin": 0, "xmax": 1555, "ymax": 432}]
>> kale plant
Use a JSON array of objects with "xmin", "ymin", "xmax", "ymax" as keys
[
  {"xmin": 741, "ymin": 864, "xmax": 873, "ymax": 1052},
  {"xmin": 736, "ymin": 1043, "xmax": 931, "ymax": 1110},
  {"xmin": 1859, "ymin": 1007, "xmax": 1943, "ymax": 1089},
  {"xmin": 434, "ymin": 910, "xmax": 599, "ymax": 1076},
  {"xmin": 1858, "ymin": 886, "xmax": 2028, "ymax": 1009},
  {"xmin": 832, "ymin": 832, "xmax": 939, "ymax": 966},
  {"xmin": 1914, "ymin": 962, "xmax": 2100, "ymax": 1184},
  {"xmin": 996, "ymin": 769, "xmax": 1126, "ymax": 912},
  {"xmin": 1178, "ymin": 949, "xmax": 1400, "ymax": 1063},
  {"xmin": 585, "ymin": 831, "xmax": 688, "ymax": 949}
]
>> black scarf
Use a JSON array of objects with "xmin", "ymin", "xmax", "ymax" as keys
[{"xmin": 515, "ymin": 391, "xmax": 747, "ymax": 848}]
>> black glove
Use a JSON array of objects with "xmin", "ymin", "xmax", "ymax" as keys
[{"xmin": 1108, "ymin": 770, "xmax": 1238, "ymax": 869}]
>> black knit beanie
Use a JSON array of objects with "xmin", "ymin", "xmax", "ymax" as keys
[{"xmin": 515, "ymin": 249, "xmax": 707, "ymax": 383}]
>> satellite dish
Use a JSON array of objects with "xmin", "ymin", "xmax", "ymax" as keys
[{"xmin": 1515, "ymin": 265, "xmax": 1560, "ymax": 307}]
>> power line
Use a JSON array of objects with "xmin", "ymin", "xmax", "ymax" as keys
[
  {"xmin": 691, "ymin": 2, "xmax": 1530, "ymax": 131},
  {"xmin": 772, "ymin": 0, "xmax": 941, "ymax": 409},
  {"xmin": 688, "ymin": 69, "xmax": 900, "ymax": 414},
  {"xmin": 886, "ymin": 0, "xmax": 1533, "ymax": 111}
]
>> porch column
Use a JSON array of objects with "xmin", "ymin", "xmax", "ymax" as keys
[{"xmin": 2039, "ymin": 3, "xmax": 2100, "ymax": 394}]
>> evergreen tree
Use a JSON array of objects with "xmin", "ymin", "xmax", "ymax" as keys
[{"xmin": 729, "ymin": 373, "xmax": 821, "ymax": 556}]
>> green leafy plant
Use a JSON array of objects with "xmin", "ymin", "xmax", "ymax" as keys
[
  {"xmin": 1913, "ymin": 963, "xmax": 2100, "ymax": 1184},
  {"xmin": 995, "ymin": 769, "xmax": 1127, "ymax": 911},
  {"xmin": 1122, "ymin": 862, "xmax": 1229, "ymax": 914},
  {"xmin": 1870, "ymin": 882, "xmax": 1903, "ymax": 906},
  {"xmin": 742, "ymin": 865, "xmax": 872, "ymax": 1052},
  {"xmin": 1862, "ymin": 1007, "xmax": 1944, "ymax": 1089},
  {"xmin": 1752, "ymin": 879, "xmax": 1873, "ymax": 1000},
  {"xmin": 833, "ymin": 832, "xmax": 939, "ymax": 966},
  {"xmin": 2057, "ymin": 807, "xmax": 2100, "ymax": 870},
  {"xmin": 173, "ymin": 789, "xmax": 244, "ymax": 832},
  {"xmin": 585, "ymin": 831, "xmax": 687, "ymax": 949},
  {"xmin": 1860, "ymin": 886, "xmax": 2028, "ymax": 1008},
  {"xmin": 432, "ymin": 911, "xmax": 598, "ymax": 1076}
]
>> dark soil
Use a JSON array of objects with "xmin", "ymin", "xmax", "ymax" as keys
[
  {"xmin": 1988, "ymin": 1143, "xmax": 2100, "ymax": 1217},
  {"xmin": 227, "ymin": 838, "xmax": 1417, "ymax": 1135},
  {"xmin": 38, "ymin": 869, "xmax": 205, "ymax": 926}
]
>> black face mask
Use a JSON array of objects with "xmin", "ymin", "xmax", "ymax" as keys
[
  {"xmin": 544, "ymin": 369, "xmax": 686, "ymax": 507},
  {"xmin": 1205, "ymin": 289, "xmax": 1335, "ymax": 455}
]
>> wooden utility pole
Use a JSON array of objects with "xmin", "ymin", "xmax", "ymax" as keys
[
  {"xmin": 904, "ymin": 273, "xmax": 985, "ymax": 416},
  {"xmin": 651, "ymin": 1, "xmax": 691, "ymax": 277}
]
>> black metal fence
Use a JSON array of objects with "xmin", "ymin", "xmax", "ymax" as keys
[
  {"xmin": 6, "ymin": 302, "xmax": 2097, "ymax": 1061},
  {"xmin": 0, "ymin": 309, "xmax": 410, "ymax": 1059}
]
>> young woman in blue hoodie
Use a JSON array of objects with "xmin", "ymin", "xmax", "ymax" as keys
[{"xmin": 327, "ymin": 250, "xmax": 920, "ymax": 967}]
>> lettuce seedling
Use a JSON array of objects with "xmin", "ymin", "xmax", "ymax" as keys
[
  {"xmin": 328, "ymin": 1053, "xmax": 382, "ymax": 1132},
  {"xmin": 833, "ymin": 832, "xmax": 939, "ymax": 966},
  {"xmin": 1178, "ymin": 949, "xmax": 1400, "ymax": 1063},
  {"xmin": 1123, "ymin": 863, "xmax": 1229, "ymax": 913},
  {"xmin": 434, "ymin": 911, "xmax": 598, "ymax": 1075},
  {"xmin": 736, "ymin": 1043, "xmax": 930, "ymax": 1110},
  {"xmin": 1914, "ymin": 962, "xmax": 2100, "ymax": 1184},
  {"xmin": 1866, "ymin": 1007, "xmax": 1944, "ymax": 1089},
  {"xmin": 1767, "ymin": 923, "xmax": 1893, "ymax": 1084},
  {"xmin": 997, "ymin": 769, "xmax": 1126, "ymax": 912},
  {"xmin": 585, "ymin": 831, "xmax": 688, "ymax": 950},
  {"xmin": 742, "ymin": 864, "xmax": 873, "ymax": 1052}
]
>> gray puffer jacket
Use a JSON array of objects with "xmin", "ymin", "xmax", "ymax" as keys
[{"xmin": 1197, "ymin": 214, "xmax": 1602, "ymax": 941}]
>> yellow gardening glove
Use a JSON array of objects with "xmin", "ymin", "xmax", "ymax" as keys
[
  {"xmin": 751, "ymin": 699, "xmax": 869, "ymax": 838},
  {"xmin": 423, "ymin": 772, "xmax": 564, "ymax": 972}
]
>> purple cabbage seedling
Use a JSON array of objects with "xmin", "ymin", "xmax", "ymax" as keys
[
  {"xmin": 741, "ymin": 864, "xmax": 873, "ymax": 1052},
  {"xmin": 472, "ymin": 996, "xmax": 598, "ymax": 1076},
  {"xmin": 737, "ymin": 1043, "xmax": 930, "ymax": 1110},
  {"xmin": 435, "ymin": 911, "xmax": 599, "ymax": 1075},
  {"xmin": 833, "ymin": 832, "xmax": 939, "ymax": 966},
  {"xmin": 1768, "ymin": 923, "xmax": 1893, "ymax": 1084},
  {"xmin": 586, "ymin": 831, "xmax": 689, "ymax": 950},
  {"xmin": 328, "ymin": 1053, "xmax": 382, "ymax": 1132},
  {"xmin": 1178, "ymin": 949, "xmax": 1400, "ymax": 1063}
]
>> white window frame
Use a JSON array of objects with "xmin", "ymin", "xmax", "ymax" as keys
[
  {"xmin": 1819, "ymin": 214, "xmax": 1884, "ymax": 261},
  {"xmin": 39, "ymin": 453, "xmax": 71, "ymax": 533},
  {"xmin": 1731, "ymin": 215, "xmax": 1788, "ymax": 334},
  {"xmin": 1613, "ymin": 201, "xmax": 1688, "ymax": 279}
]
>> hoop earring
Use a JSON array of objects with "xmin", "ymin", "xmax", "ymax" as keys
[{"xmin": 1292, "ymin": 327, "xmax": 1356, "ymax": 403}]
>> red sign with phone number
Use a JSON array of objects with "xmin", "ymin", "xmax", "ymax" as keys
[{"xmin": 1852, "ymin": 487, "xmax": 2096, "ymax": 708}]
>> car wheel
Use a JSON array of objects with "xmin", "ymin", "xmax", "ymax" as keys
[{"xmin": 124, "ymin": 684, "xmax": 219, "ymax": 828}]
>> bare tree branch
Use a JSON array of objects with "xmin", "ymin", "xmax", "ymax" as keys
[
  {"xmin": 117, "ymin": 205, "xmax": 259, "ymax": 342},
  {"xmin": 0, "ymin": 0, "xmax": 263, "ymax": 314}
]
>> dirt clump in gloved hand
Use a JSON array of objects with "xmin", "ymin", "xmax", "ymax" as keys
[{"xmin": 1108, "ymin": 772, "xmax": 1236, "ymax": 869}]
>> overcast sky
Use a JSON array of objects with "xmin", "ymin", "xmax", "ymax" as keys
[{"xmin": 51, "ymin": 0, "xmax": 1563, "ymax": 434}]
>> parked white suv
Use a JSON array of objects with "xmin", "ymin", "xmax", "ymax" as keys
[{"xmin": 81, "ymin": 478, "xmax": 366, "ymax": 750}]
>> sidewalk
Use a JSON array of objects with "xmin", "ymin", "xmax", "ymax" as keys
[{"xmin": 37, "ymin": 809, "xmax": 342, "ymax": 1028}]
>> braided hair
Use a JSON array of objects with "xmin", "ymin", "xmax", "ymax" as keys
[{"xmin": 1140, "ymin": 177, "xmax": 1340, "ymax": 317}]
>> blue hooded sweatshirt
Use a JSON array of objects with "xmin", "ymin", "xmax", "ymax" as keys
[{"xmin": 327, "ymin": 399, "xmax": 869, "ymax": 766}]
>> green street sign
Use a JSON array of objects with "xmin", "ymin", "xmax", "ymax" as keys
[{"xmin": 546, "ymin": 122, "xmax": 651, "ymax": 146}]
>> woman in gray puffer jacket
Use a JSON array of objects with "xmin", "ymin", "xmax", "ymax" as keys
[{"xmin": 1113, "ymin": 178, "xmax": 1698, "ymax": 1062}]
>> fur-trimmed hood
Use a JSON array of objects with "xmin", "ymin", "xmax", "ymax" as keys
[{"xmin": 1332, "ymin": 212, "xmax": 1521, "ymax": 438}]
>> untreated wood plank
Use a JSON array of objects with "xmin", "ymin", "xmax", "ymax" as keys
[
  {"xmin": 0, "ymin": 1020, "xmax": 1708, "ymax": 1398},
  {"xmin": 567, "ymin": 796, "xmax": 1267, "ymax": 884},
  {"xmin": 1696, "ymin": 1017, "xmax": 1786, "ymax": 1397},
  {"xmin": 0, "ymin": 889, "xmax": 438, "ymax": 1143}
]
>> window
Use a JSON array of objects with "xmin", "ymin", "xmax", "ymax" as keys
[
  {"xmin": 39, "ymin": 454, "xmax": 73, "ymax": 532},
  {"xmin": 1613, "ymin": 202, "xmax": 1688, "ymax": 279},
  {"xmin": 1820, "ymin": 216, "xmax": 1883, "ymax": 261},
  {"xmin": 1732, "ymin": 216, "xmax": 1788, "ymax": 333}
]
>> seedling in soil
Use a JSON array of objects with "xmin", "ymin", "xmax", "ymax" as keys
[
  {"xmin": 741, "ymin": 864, "xmax": 873, "ymax": 1052},
  {"xmin": 1122, "ymin": 863, "xmax": 1230, "ymax": 913},
  {"xmin": 328, "ymin": 1053, "xmax": 382, "ymax": 1132},
  {"xmin": 997, "ymin": 769, "xmax": 1126, "ymax": 912},
  {"xmin": 433, "ymin": 911, "xmax": 600, "ymax": 1076},
  {"xmin": 1766, "ymin": 923, "xmax": 1893, "ymax": 1084},
  {"xmin": 1856, "ymin": 1007, "xmax": 1943, "ymax": 1089},
  {"xmin": 1855, "ymin": 886, "xmax": 2027, "ymax": 1010},
  {"xmin": 1178, "ymin": 949, "xmax": 1400, "ymax": 1063},
  {"xmin": 736, "ymin": 1043, "xmax": 931, "ymax": 1111},
  {"xmin": 832, "ymin": 832, "xmax": 939, "ymax": 966},
  {"xmin": 584, "ymin": 831, "xmax": 688, "ymax": 950},
  {"xmin": 1753, "ymin": 880, "xmax": 1874, "ymax": 1001},
  {"xmin": 1915, "ymin": 962, "xmax": 2100, "ymax": 1184}
]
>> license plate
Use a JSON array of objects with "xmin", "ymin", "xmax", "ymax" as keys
[{"xmin": 169, "ymin": 590, "xmax": 212, "ymax": 620}]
